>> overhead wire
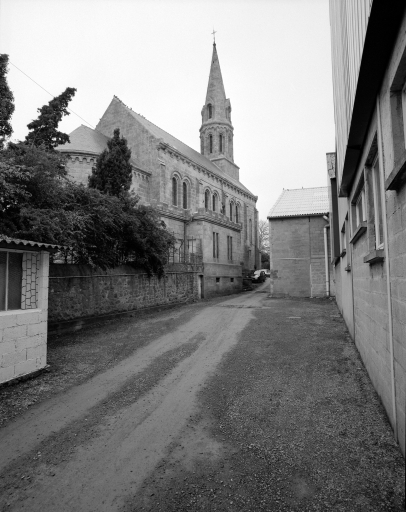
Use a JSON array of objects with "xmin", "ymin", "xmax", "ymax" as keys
[{"xmin": 9, "ymin": 61, "xmax": 95, "ymax": 129}]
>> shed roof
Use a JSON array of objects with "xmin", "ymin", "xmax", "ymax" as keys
[
  {"xmin": 268, "ymin": 187, "xmax": 329, "ymax": 219},
  {"xmin": 0, "ymin": 236, "xmax": 63, "ymax": 251}
]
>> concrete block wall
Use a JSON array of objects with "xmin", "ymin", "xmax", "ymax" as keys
[
  {"xmin": 0, "ymin": 251, "xmax": 49, "ymax": 385},
  {"xmin": 270, "ymin": 216, "xmax": 329, "ymax": 297}
]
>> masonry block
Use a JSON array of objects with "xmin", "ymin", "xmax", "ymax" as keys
[
  {"xmin": 14, "ymin": 358, "xmax": 37, "ymax": 378},
  {"xmin": 0, "ymin": 341, "xmax": 15, "ymax": 357},
  {"xmin": 0, "ymin": 365, "xmax": 15, "ymax": 383},
  {"xmin": 3, "ymin": 325, "xmax": 27, "ymax": 342},
  {"xmin": 1, "ymin": 349, "xmax": 26, "ymax": 368}
]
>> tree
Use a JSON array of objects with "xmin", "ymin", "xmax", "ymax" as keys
[
  {"xmin": 0, "ymin": 54, "xmax": 15, "ymax": 148},
  {"xmin": 25, "ymin": 87, "xmax": 76, "ymax": 150},
  {"xmin": 258, "ymin": 219, "xmax": 269, "ymax": 254},
  {"xmin": 88, "ymin": 128, "xmax": 132, "ymax": 196},
  {"xmin": 0, "ymin": 143, "xmax": 175, "ymax": 275}
]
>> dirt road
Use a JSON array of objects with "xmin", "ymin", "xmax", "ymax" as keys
[{"xmin": 0, "ymin": 284, "xmax": 404, "ymax": 511}]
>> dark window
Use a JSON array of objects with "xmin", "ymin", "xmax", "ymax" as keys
[
  {"xmin": 213, "ymin": 232, "xmax": 219, "ymax": 258},
  {"xmin": 209, "ymin": 134, "xmax": 213, "ymax": 153},
  {"xmin": 0, "ymin": 252, "xmax": 23, "ymax": 311},
  {"xmin": 229, "ymin": 203, "xmax": 233, "ymax": 222},
  {"xmin": 208, "ymin": 104, "xmax": 213, "ymax": 119},
  {"xmin": 230, "ymin": 278, "xmax": 234, "ymax": 282},
  {"xmin": 227, "ymin": 236, "xmax": 233, "ymax": 260},
  {"xmin": 249, "ymin": 219, "xmax": 252, "ymax": 244},
  {"xmin": 235, "ymin": 205, "xmax": 239, "ymax": 223},
  {"xmin": 219, "ymin": 134, "xmax": 223, "ymax": 153},
  {"xmin": 205, "ymin": 189, "xmax": 210, "ymax": 210},
  {"xmin": 212, "ymin": 194, "xmax": 217, "ymax": 212},
  {"xmin": 183, "ymin": 182, "xmax": 187, "ymax": 209},
  {"xmin": 216, "ymin": 277, "xmax": 220, "ymax": 283},
  {"xmin": 172, "ymin": 177, "xmax": 177, "ymax": 206}
]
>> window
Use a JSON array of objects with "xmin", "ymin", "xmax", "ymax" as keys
[
  {"xmin": 351, "ymin": 183, "xmax": 366, "ymax": 233},
  {"xmin": 371, "ymin": 157, "xmax": 384, "ymax": 248},
  {"xmin": 219, "ymin": 134, "xmax": 223, "ymax": 153},
  {"xmin": 235, "ymin": 204, "xmax": 239, "ymax": 223},
  {"xmin": 0, "ymin": 251, "xmax": 38, "ymax": 312},
  {"xmin": 182, "ymin": 182, "xmax": 188, "ymax": 209},
  {"xmin": 209, "ymin": 135, "xmax": 213, "ymax": 154},
  {"xmin": 205, "ymin": 189, "xmax": 210, "ymax": 210},
  {"xmin": 229, "ymin": 202, "xmax": 233, "ymax": 222},
  {"xmin": 340, "ymin": 218, "xmax": 347, "ymax": 255},
  {"xmin": 228, "ymin": 133, "xmax": 232, "ymax": 157},
  {"xmin": 172, "ymin": 177, "xmax": 178, "ymax": 206},
  {"xmin": 227, "ymin": 236, "xmax": 233, "ymax": 261},
  {"xmin": 213, "ymin": 232, "xmax": 219, "ymax": 258},
  {"xmin": 249, "ymin": 219, "xmax": 252, "ymax": 244},
  {"xmin": 212, "ymin": 193, "xmax": 217, "ymax": 212},
  {"xmin": 208, "ymin": 104, "xmax": 212, "ymax": 119},
  {"xmin": 216, "ymin": 277, "xmax": 220, "ymax": 283},
  {"xmin": 230, "ymin": 277, "xmax": 234, "ymax": 282},
  {"xmin": 200, "ymin": 136, "xmax": 204, "ymax": 154},
  {"xmin": 0, "ymin": 252, "xmax": 23, "ymax": 311}
]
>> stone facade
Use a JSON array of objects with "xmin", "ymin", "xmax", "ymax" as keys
[
  {"xmin": 48, "ymin": 264, "xmax": 201, "ymax": 331},
  {"xmin": 57, "ymin": 43, "xmax": 260, "ymax": 298},
  {"xmin": 0, "ymin": 250, "xmax": 49, "ymax": 385},
  {"xmin": 329, "ymin": 1, "xmax": 406, "ymax": 455}
]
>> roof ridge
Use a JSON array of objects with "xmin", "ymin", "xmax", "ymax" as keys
[{"xmin": 284, "ymin": 186, "xmax": 328, "ymax": 191}]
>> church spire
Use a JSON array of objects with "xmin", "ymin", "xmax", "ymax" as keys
[
  {"xmin": 200, "ymin": 42, "xmax": 239, "ymax": 180},
  {"xmin": 204, "ymin": 42, "xmax": 227, "ymax": 117}
]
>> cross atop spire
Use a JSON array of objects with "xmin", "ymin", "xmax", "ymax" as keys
[{"xmin": 211, "ymin": 28, "xmax": 217, "ymax": 44}]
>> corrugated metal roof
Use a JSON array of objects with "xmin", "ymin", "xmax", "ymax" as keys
[
  {"xmin": 56, "ymin": 125, "xmax": 109, "ymax": 155},
  {"xmin": 268, "ymin": 187, "xmax": 329, "ymax": 218},
  {"xmin": 0, "ymin": 236, "xmax": 64, "ymax": 251}
]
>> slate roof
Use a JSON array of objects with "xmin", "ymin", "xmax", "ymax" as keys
[
  {"xmin": 111, "ymin": 97, "xmax": 255, "ymax": 197},
  {"xmin": 56, "ymin": 125, "xmax": 109, "ymax": 155},
  {"xmin": 0, "ymin": 236, "xmax": 64, "ymax": 251},
  {"xmin": 268, "ymin": 187, "xmax": 329, "ymax": 218}
]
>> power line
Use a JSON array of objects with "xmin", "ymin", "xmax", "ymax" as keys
[{"xmin": 9, "ymin": 61, "xmax": 95, "ymax": 129}]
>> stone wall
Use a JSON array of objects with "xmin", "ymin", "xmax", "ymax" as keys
[{"xmin": 48, "ymin": 264, "xmax": 200, "ymax": 331}]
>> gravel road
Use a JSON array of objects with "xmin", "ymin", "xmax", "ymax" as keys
[{"xmin": 0, "ymin": 284, "xmax": 404, "ymax": 511}]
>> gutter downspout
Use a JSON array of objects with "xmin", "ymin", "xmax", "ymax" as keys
[
  {"xmin": 323, "ymin": 216, "xmax": 330, "ymax": 297},
  {"xmin": 377, "ymin": 95, "xmax": 397, "ymax": 442}
]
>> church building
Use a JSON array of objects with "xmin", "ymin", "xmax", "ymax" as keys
[{"xmin": 58, "ymin": 43, "xmax": 260, "ymax": 298}]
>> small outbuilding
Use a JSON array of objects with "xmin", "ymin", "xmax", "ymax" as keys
[
  {"xmin": 267, "ymin": 187, "xmax": 333, "ymax": 298},
  {"xmin": 0, "ymin": 237, "xmax": 60, "ymax": 385}
]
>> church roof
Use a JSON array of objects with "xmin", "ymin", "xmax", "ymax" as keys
[
  {"xmin": 268, "ymin": 187, "xmax": 329, "ymax": 218},
  {"xmin": 112, "ymin": 97, "xmax": 254, "ymax": 197},
  {"xmin": 56, "ymin": 125, "xmax": 109, "ymax": 155}
]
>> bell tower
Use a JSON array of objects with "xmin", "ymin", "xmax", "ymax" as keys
[{"xmin": 200, "ymin": 42, "xmax": 240, "ymax": 181}]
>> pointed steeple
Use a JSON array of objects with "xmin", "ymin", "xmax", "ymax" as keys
[
  {"xmin": 205, "ymin": 43, "xmax": 227, "ymax": 120},
  {"xmin": 200, "ymin": 43, "xmax": 239, "ymax": 180}
]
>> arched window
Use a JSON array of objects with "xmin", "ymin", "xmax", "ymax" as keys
[
  {"xmin": 209, "ymin": 134, "xmax": 213, "ymax": 154},
  {"xmin": 212, "ymin": 193, "xmax": 217, "ymax": 212},
  {"xmin": 235, "ymin": 204, "xmax": 239, "ymax": 223},
  {"xmin": 172, "ymin": 177, "xmax": 178, "ymax": 206},
  {"xmin": 219, "ymin": 134, "xmax": 223, "ymax": 153},
  {"xmin": 200, "ymin": 136, "xmax": 204, "ymax": 155},
  {"xmin": 228, "ymin": 133, "xmax": 232, "ymax": 157},
  {"xmin": 207, "ymin": 104, "xmax": 212, "ymax": 119},
  {"xmin": 183, "ymin": 182, "xmax": 188, "ymax": 209},
  {"xmin": 205, "ymin": 189, "xmax": 210, "ymax": 210},
  {"xmin": 249, "ymin": 218, "xmax": 253, "ymax": 244},
  {"xmin": 229, "ymin": 202, "xmax": 233, "ymax": 222}
]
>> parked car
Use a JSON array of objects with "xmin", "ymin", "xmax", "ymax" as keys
[
  {"xmin": 251, "ymin": 270, "xmax": 266, "ymax": 283},
  {"xmin": 262, "ymin": 269, "xmax": 270, "ymax": 278}
]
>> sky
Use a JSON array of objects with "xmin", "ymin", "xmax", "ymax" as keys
[{"xmin": 0, "ymin": 0, "xmax": 336, "ymax": 221}]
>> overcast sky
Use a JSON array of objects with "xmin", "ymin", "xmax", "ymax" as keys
[{"xmin": 0, "ymin": 0, "xmax": 335, "ymax": 220}]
